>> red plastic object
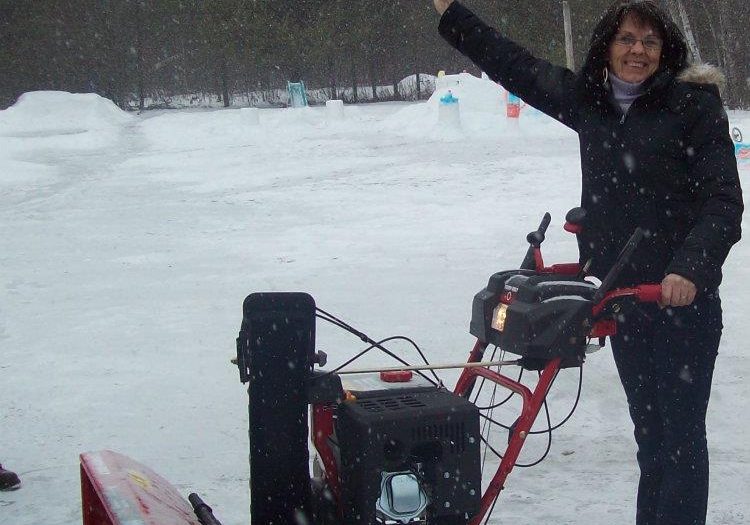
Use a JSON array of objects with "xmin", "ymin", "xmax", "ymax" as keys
[
  {"xmin": 81, "ymin": 450, "xmax": 200, "ymax": 525},
  {"xmin": 380, "ymin": 370, "xmax": 413, "ymax": 382}
]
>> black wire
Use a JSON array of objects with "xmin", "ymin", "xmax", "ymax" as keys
[
  {"xmin": 483, "ymin": 489, "xmax": 501, "ymax": 525},
  {"xmin": 470, "ymin": 346, "xmax": 496, "ymax": 407},
  {"xmin": 478, "ymin": 346, "xmax": 501, "ymax": 474},
  {"xmin": 316, "ymin": 308, "xmax": 434, "ymax": 385},
  {"xmin": 313, "ymin": 333, "xmax": 438, "ymax": 386},
  {"xmin": 477, "ymin": 364, "xmax": 579, "ymax": 468},
  {"xmin": 479, "ymin": 432, "xmax": 504, "ymax": 460},
  {"xmin": 477, "ymin": 365, "xmax": 582, "ymax": 436},
  {"xmin": 315, "ymin": 308, "xmax": 364, "ymax": 339},
  {"xmin": 471, "ymin": 346, "xmax": 497, "ymax": 406},
  {"xmin": 327, "ymin": 336, "xmax": 413, "ymax": 374},
  {"xmin": 515, "ymin": 388, "xmax": 553, "ymax": 468},
  {"xmin": 479, "ymin": 411, "xmax": 512, "ymax": 431},
  {"xmin": 471, "ymin": 346, "xmax": 520, "ymax": 410},
  {"xmin": 474, "ymin": 367, "xmax": 523, "ymax": 410},
  {"xmin": 314, "ymin": 310, "xmax": 440, "ymax": 385},
  {"xmin": 478, "ymin": 399, "xmax": 553, "ymax": 468},
  {"xmin": 528, "ymin": 365, "xmax": 583, "ymax": 434}
]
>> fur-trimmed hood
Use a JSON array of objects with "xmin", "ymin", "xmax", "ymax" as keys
[
  {"xmin": 677, "ymin": 63, "xmax": 726, "ymax": 91},
  {"xmin": 578, "ymin": 1, "xmax": 689, "ymax": 103}
]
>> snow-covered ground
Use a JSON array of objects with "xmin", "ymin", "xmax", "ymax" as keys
[{"xmin": 1, "ymin": 79, "xmax": 748, "ymax": 525}]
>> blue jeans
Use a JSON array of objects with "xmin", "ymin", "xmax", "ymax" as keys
[{"xmin": 611, "ymin": 293, "xmax": 722, "ymax": 525}]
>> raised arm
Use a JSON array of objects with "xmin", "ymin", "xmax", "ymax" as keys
[{"xmin": 435, "ymin": 1, "xmax": 578, "ymax": 130}]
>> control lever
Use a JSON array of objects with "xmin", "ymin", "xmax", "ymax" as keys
[
  {"xmin": 520, "ymin": 212, "xmax": 551, "ymax": 270},
  {"xmin": 592, "ymin": 228, "xmax": 644, "ymax": 304}
]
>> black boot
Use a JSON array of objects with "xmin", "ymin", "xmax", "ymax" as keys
[{"xmin": 0, "ymin": 464, "xmax": 21, "ymax": 491}]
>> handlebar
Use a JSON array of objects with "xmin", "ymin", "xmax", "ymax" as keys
[
  {"xmin": 632, "ymin": 284, "xmax": 662, "ymax": 303},
  {"xmin": 592, "ymin": 283, "xmax": 662, "ymax": 318}
]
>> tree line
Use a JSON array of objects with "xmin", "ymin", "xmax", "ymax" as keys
[{"xmin": 0, "ymin": 0, "xmax": 747, "ymax": 111}]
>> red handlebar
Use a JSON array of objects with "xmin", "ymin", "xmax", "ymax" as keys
[
  {"xmin": 589, "ymin": 284, "xmax": 662, "ymax": 338},
  {"xmin": 592, "ymin": 284, "xmax": 662, "ymax": 317},
  {"xmin": 633, "ymin": 284, "xmax": 662, "ymax": 303}
]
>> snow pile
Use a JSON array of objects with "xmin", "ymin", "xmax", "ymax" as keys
[
  {"xmin": 431, "ymin": 72, "xmax": 505, "ymax": 115},
  {"xmin": 0, "ymin": 92, "xmax": 133, "ymax": 189},
  {"xmin": 381, "ymin": 71, "xmax": 575, "ymax": 142},
  {"xmin": 0, "ymin": 91, "xmax": 131, "ymax": 137}
]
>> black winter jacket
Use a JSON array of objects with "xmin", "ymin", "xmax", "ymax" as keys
[{"xmin": 439, "ymin": 2, "xmax": 743, "ymax": 292}]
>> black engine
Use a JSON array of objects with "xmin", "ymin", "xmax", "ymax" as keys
[{"xmin": 332, "ymin": 385, "xmax": 481, "ymax": 524}]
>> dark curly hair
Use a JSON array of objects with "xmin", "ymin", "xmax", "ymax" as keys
[{"xmin": 579, "ymin": 1, "xmax": 688, "ymax": 94}]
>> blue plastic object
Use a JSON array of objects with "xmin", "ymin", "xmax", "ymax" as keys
[
  {"xmin": 507, "ymin": 92, "xmax": 522, "ymax": 105},
  {"xmin": 439, "ymin": 91, "xmax": 459, "ymax": 105}
]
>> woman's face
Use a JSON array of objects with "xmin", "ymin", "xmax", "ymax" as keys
[{"xmin": 607, "ymin": 15, "xmax": 662, "ymax": 83}]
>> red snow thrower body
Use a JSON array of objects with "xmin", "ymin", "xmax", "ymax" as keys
[{"xmin": 81, "ymin": 208, "xmax": 662, "ymax": 525}]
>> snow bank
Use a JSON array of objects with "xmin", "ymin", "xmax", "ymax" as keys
[
  {"xmin": 0, "ymin": 92, "xmax": 133, "ymax": 188},
  {"xmin": 0, "ymin": 91, "xmax": 131, "ymax": 137},
  {"xmin": 381, "ymin": 72, "xmax": 575, "ymax": 141},
  {"xmin": 431, "ymin": 72, "xmax": 505, "ymax": 115}
]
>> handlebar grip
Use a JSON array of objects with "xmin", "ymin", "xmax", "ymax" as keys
[
  {"xmin": 526, "ymin": 212, "xmax": 552, "ymax": 245},
  {"xmin": 635, "ymin": 284, "xmax": 662, "ymax": 303},
  {"xmin": 521, "ymin": 212, "xmax": 552, "ymax": 270},
  {"xmin": 538, "ymin": 212, "xmax": 552, "ymax": 234}
]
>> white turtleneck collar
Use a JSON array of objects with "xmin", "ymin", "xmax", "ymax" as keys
[{"xmin": 608, "ymin": 72, "xmax": 646, "ymax": 114}]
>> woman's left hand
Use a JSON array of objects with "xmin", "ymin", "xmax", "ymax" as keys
[{"xmin": 659, "ymin": 273, "xmax": 697, "ymax": 307}]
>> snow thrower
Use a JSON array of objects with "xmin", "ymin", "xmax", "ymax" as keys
[{"xmin": 80, "ymin": 207, "xmax": 662, "ymax": 525}]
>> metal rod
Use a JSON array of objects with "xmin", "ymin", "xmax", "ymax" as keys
[
  {"xmin": 563, "ymin": 1, "xmax": 575, "ymax": 70},
  {"xmin": 334, "ymin": 360, "xmax": 520, "ymax": 375}
]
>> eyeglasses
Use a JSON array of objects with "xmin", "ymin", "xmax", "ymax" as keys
[{"xmin": 613, "ymin": 34, "xmax": 663, "ymax": 51}]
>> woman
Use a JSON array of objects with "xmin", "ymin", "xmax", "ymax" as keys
[{"xmin": 433, "ymin": 1, "xmax": 742, "ymax": 524}]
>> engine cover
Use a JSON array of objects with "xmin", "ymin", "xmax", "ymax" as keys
[{"xmin": 332, "ymin": 387, "xmax": 481, "ymax": 524}]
